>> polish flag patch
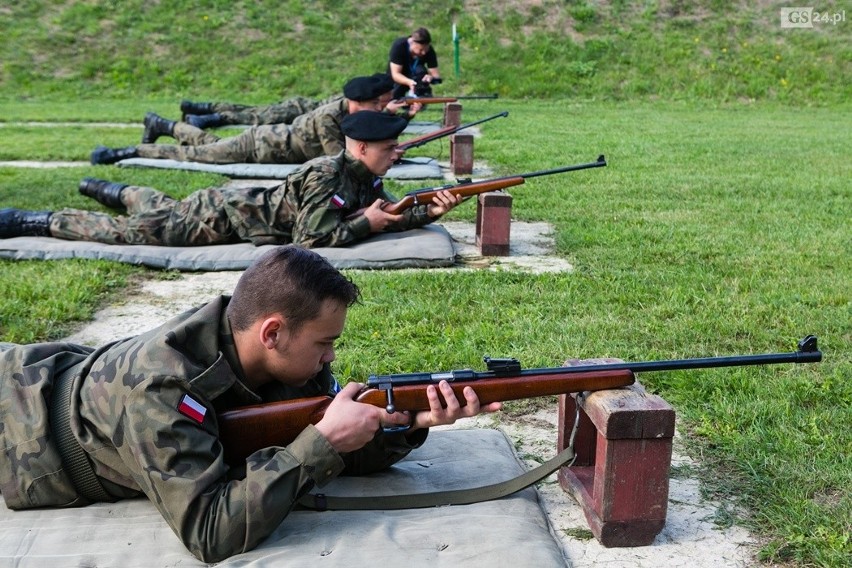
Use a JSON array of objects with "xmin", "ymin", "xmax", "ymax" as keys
[
  {"xmin": 330, "ymin": 194, "xmax": 346, "ymax": 208},
  {"xmin": 178, "ymin": 394, "xmax": 207, "ymax": 423}
]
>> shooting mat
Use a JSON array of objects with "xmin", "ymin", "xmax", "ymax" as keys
[
  {"xmin": 0, "ymin": 429, "xmax": 569, "ymax": 567},
  {"xmin": 0, "ymin": 224, "xmax": 456, "ymax": 271},
  {"xmin": 116, "ymin": 156, "xmax": 444, "ymax": 180}
]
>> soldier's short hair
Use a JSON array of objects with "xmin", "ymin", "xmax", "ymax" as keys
[{"xmin": 227, "ymin": 246, "xmax": 360, "ymax": 332}]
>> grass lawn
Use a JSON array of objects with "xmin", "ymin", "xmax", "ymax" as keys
[{"xmin": 1, "ymin": 99, "xmax": 849, "ymax": 565}]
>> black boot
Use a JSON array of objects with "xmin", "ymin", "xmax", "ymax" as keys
[
  {"xmin": 90, "ymin": 145, "xmax": 138, "ymax": 165},
  {"xmin": 0, "ymin": 208, "xmax": 52, "ymax": 239},
  {"xmin": 141, "ymin": 112, "xmax": 176, "ymax": 144},
  {"xmin": 78, "ymin": 178, "xmax": 128, "ymax": 209},
  {"xmin": 180, "ymin": 100, "xmax": 214, "ymax": 116},
  {"xmin": 185, "ymin": 113, "xmax": 226, "ymax": 130}
]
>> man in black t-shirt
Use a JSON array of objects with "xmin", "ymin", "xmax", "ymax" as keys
[{"xmin": 388, "ymin": 27, "xmax": 441, "ymax": 99}]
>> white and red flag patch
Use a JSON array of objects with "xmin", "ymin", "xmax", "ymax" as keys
[
  {"xmin": 330, "ymin": 194, "xmax": 346, "ymax": 208},
  {"xmin": 178, "ymin": 394, "xmax": 207, "ymax": 423}
]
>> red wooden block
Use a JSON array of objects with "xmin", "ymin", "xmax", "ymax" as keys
[
  {"xmin": 450, "ymin": 133, "xmax": 474, "ymax": 175},
  {"xmin": 475, "ymin": 191, "xmax": 512, "ymax": 256},
  {"xmin": 557, "ymin": 380, "xmax": 675, "ymax": 547},
  {"xmin": 443, "ymin": 102, "xmax": 462, "ymax": 127}
]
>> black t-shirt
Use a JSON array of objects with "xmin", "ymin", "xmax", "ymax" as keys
[{"xmin": 388, "ymin": 36, "xmax": 439, "ymax": 97}]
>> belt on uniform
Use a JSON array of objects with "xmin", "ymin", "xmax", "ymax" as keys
[{"xmin": 50, "ymin": 373, "xmax": 113, "ymax": 503}]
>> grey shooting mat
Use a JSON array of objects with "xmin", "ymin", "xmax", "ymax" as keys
[
  {"xmin": 0, "ymin": 429, "xmax": 569, "ymax": 567},
  {"xmin": 116, "ymin": 156, "xmax": 444, "ymax": 180},
  {"xmin": 0, "ymin": 224, "xmax": 456, "ymax": 271}
]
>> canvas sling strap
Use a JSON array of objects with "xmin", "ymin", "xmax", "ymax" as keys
[
  {"xmin": 299, "ymin": 397, "xmax": 583, "ymax": 511},
  {"xmin": 50, "ymin": 372, "xmax": 113, "ymax": 503},
  {"xmin": 298, "ymin": 442, "xmax": 576, "ymax": 511}
]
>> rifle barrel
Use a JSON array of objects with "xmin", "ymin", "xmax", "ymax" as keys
[
  {"xmin": 399, "ymin": 111, "xmax": 509, "ymax": 150},
  {"xmin": 367, "ymin": 336, "xmax": 821, "ymax": 386},
  {"xmin": 520, "ymin": 155, "xmax": 607, "ymax": 180}
]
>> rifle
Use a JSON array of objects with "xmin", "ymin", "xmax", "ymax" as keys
[
  {"xmin": 452, "ymin": 93, "xmax": 499, "ymax": 100},
  {"xmin": 400, "ymin": 95, "xmax": 499, "ymax": 105},
  {"xmin": 397, "ymin": 96, "xmax": 458, "ymax": 106},
  {"xmin": 397, "ymin": 110, "xmax": 509, "ymax": 151},
  {"xmin": 381, "ymin": 154, "xmax": 607, "ymax": 215},
  {"xmin": 216, "ymin": 336, "xmax": 821, "ymax": 465}
]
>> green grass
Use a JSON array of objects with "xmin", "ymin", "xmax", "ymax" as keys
[
  {"xmin": 1, "ymin": 102, "xmax": 848, "ymax": 566},
  {"xmin": 0, "ymin": 1, "xmax": 850, "ymax": 565},
  {"xmin": 0, "ymin": 2, "xmax": 849, "ymax": 105}
]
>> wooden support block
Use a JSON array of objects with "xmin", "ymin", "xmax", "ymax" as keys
[
  {"xmin": 443, "ymin": 102, "xmax": 462, "ymax": 127},
  {"xmin": 450, "ymin": 133, "xmax": 474, "ymax": 176},
  {"xmin": 475, "ymin": 191, "xmax": 512, "ymax": 256},
  {"xmin": 557, "ymin": 379, "xmax": 675, "ymax": 547}
]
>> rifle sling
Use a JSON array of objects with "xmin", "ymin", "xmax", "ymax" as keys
[{"xmin": 298, "ymin": 443, "xmax": 575, "ymax": 511}]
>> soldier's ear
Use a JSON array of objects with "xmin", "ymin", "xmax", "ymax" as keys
[
  {"xmin": 258, "ymin": 315, "xmax": 286, "ymax": 349},
  {"xmin": 355, "ymin": 140, "xmax": 368, "ymax": 157}
]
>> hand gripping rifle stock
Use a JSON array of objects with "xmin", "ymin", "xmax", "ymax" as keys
[
  {"xmin": 381, "ymin": 154, "xmax": 608, "ymax": 215},
  {"xmin": 397, "ymin": 110, "xmax": 509, "ymax": 151},
  {"xmin": 216, "ymin": 336, "xmax": 821, "ymax": 465}
]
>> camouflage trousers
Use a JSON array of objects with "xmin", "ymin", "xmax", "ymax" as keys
[
  {"xmin": 136, "ymin": 123, "xmax": 300, "ymax": 164},
  {"xmin": 50, "ymin": 186, "xmax": 242, "ymax": 246},
  {"xmin": 212, "ymin": 96, "xmax": 324, "ymax": 126}
]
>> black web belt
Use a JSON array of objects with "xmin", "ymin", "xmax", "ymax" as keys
[{"xmin": 50, "ymin": 373, "xmax": 113, "ymax": 503}]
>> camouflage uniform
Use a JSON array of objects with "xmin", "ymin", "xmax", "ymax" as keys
[
  {"xmin": 49, "ymin": 150, "xmax": 436, "ymax": 248},
  {"xmin": 210, "ymin": 94, "xmax": 343, "ymax": 126},
  {"xmin": 136, "ymin": 98, "xmax": 350, "ymax": 164},
  {"xmin": 0, "ymin": 296, "xmax": 426, "ymax": 562}
]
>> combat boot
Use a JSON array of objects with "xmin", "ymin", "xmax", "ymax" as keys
[
  {"xmin": 141, "ymin": 112, "xmax": 176, "ymax": 144},
  {"xmin": 78, "ymin": 178, "xmax": 128, "ymax": 209},
  {"xmin": 185, "ymin": 113, "xmax": 226, "ymax": 130},
  {"xmin": 90, "ymin": 145, "xmax": 138, "ymax": 165},
  {"xmin": 180, "ymin": 100, "xmax": 214, "ymax": 116},
  {"xmin": 0, "ymin": 208, "xmax": 52, "ymax": 238}
]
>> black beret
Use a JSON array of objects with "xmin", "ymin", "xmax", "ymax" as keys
[
  {"xmin": 343, "ymin": 75, "xmax": 393, "ymax": 101},
  {"xmin": 341, "ymin": 111, "xmax": 408, "ymax": 142},
  {"xmin": 371, "ymin": 73, "xmax": 395, "ymax": 95}
]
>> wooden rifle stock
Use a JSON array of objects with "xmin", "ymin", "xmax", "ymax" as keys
[
  {"xmin": 398, "ymin": 96, "xmax": 458, "ymax": 105},
  {"xmin": 217, "ymin": 368, "xmax": 632, "ymax": 465},
  {"xmin": 381, "ymin": 155, "xmax": 608, "ymax": 215},
  {"xmin": 217, "ymin": 335, "xmax": 821, "ymax": 466}
]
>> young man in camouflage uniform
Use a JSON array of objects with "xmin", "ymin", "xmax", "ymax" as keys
[
  {"xmin": 89, "ymin": 74, "xmax": 411, "ymax": 166},
  {"xmin": 157, "ymin": 75, "xmax": 420, "ymax": 133},
  {"xmin": 177, "ymin": 94, "xmax": 344, "ymax": 129},
  {"xmin": 0, "ymin": 245, "xmax": 502, "ymax": 561},
  {"xmin": 0, "ymin": 111, "xmax": 460, "ymax": 248}
]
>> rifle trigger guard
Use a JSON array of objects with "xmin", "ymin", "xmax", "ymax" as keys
[{"xmin": 382, "ymin": 423, "xmax": 412, "ymax": 434}]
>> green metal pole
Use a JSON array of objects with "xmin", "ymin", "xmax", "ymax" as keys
[{"xmin": 453, "ymin": 23, "xmax": 460, "ymax": 77}]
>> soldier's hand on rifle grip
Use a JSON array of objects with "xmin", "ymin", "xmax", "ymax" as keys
[
  {"xmin": 315, "ymin": 383, "xmax": 410, "ymax": 453},
  {"xmin": 405, "ymin": 101, "xmax": 422, "ymax": 118},
  {"xmin": 427, "ymin": 190, "xmax": 463, "ymax": 218},
  {"xmin": 363, "ymin": 199, "xmax": 404, "ymax": 232},
  {"xmin": 410, "ymin": 381, "xmax": 503, "ymax": 431}
]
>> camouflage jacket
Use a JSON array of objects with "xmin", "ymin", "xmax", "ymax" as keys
[
  {"xmin": 230, "ymin": 149, "xmax": 435, "ymax": 247},
  {"xmin": 286, "ymin": 97, "xmax": 349, "ymax": 162},
  {"xmin": 0, "ymin": 296, "xmax": 425, "ymax": 562}
]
